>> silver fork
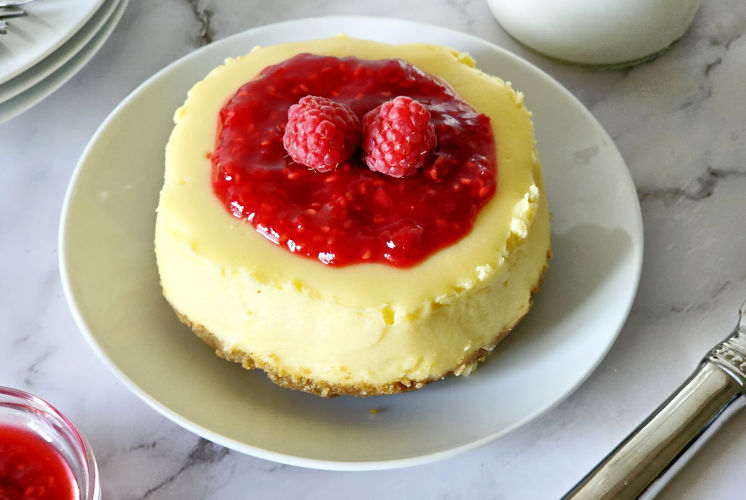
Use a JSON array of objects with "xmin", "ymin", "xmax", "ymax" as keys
[
  {"xmin": 565, "ymin": 301, "xmax": 746, "ymax": 499},
  {"xmin": 0, "ymin": 7, "xmax": 25, "ymax": 18},
  {"xmin": 0, "ymin": 0, "xmax": 38, "ymax": 8},
  {"xmin": 0, "ymin": 11, "xmax": 23, "ymax": 35},
  {"xmin": 0, "ymin": 0, "xmax": 38, "ymax": 34}
]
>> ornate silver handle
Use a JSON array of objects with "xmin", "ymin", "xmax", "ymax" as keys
[{"xmin": 564, "ymin": 302, "xmax": 746, "ymax": 500}]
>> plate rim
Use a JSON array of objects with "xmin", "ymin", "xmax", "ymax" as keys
[{"xmin": 59, "ymin": 15, "xmax": 643, "ymax": 470}]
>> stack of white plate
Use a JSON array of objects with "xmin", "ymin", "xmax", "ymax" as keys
[{"xmin": 0, "ymin": 0, "xmax": 128, "ymax": 123}]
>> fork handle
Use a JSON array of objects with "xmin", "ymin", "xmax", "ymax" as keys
[{"xmin": 563, "ymin": 360, "xmax": 746, "ymax": 500}]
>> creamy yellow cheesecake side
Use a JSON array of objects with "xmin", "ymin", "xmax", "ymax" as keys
[{"xmin": 155, "ymin": 35, "xmax": 550, "ymax": 396}]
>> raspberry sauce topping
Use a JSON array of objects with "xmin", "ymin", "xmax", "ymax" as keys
[{"xmin": 212, "ymin": 54, "xmax": 496, "ymax": 267}]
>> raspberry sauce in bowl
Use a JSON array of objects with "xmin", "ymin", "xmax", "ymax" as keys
[
  {"xmin": 0, "ymin": 387, "xmax": 100, "ymax": 500},
  {"xmin": 211, "ymin": 54, "xmax": 497, "ymax": 267}
]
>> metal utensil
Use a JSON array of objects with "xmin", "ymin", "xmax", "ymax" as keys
[
  {"xmin": 0, "ymin": 0, "xmax": 37, "ymax": 8},
  {"xmin": 0, "ymin": 0, "xmax": 36, "ymax": 34},
  {"xmin": 0, "ymin": 8, "xmax": 25, "ymax": 19},
  {"xmin": 565, "ymin": 301, "xmax": 746, "ymax": 499},
  {"xmin": 0, "ymin": 10, "xmax": 23, "ymax": 34}
]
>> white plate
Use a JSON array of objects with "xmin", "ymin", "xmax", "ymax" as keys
[
  {"xmin": 60, "ymin": 17, "xmax": 643, "ymax": 470},
  {"xmin": 0, "ymin": 0, "xmax": 127, "ymax": 123},
  {"xmin": 0, "ymin": 0, "xmax": 121, "ymax": 104},
  {"xmin": 0, "ymin": 0, "xmax": 105, "ymax": 84}
]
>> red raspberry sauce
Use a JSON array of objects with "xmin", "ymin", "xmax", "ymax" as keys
[
  {"xmin": 0, "ymin": 425, "xmax": 77, "ymax": 500},
  {"xmin": 212, "ymin": 54, "xmax": 496, "ymax": 267}
]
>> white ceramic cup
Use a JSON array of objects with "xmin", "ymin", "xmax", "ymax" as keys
[{"xmin": 487, "ymin": 0, "xmax": 703, "ymax": 66}]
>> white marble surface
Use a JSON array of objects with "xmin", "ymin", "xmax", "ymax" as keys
[{"xmin": 1, "ymin": 0, "xmax": 745, "ymax": 498}]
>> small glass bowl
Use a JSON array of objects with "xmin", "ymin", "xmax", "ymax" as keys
[{"xmin": 0, "ymin": 386, "xmax": 101, "ymax": 500}]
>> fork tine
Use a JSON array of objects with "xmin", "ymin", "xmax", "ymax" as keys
[
  {"xmin": 0, "ymin": 8, "xmax": 25, "ymax": 19},
  {"xmin": 0, "ymin": 0, "xmax": 37, "ymax": 8}
]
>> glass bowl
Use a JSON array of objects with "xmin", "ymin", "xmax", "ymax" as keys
[{"xmin": 0, "ymin": 386, "xmax": 100, "ymax": 500}]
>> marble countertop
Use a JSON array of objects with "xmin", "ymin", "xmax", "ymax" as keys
[{"xmin": 1, "ymin": 0, "xmax": 745, "ymax": 498}]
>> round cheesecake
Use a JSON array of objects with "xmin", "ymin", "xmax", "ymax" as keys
[{"xmin": 155, "ymin": 35, "xmax": 551, "ymax": 397}]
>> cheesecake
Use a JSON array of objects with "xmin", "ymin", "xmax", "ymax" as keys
[{"xmin": 155, "ymin": 35, "xmax": 551, "ymax": 397}]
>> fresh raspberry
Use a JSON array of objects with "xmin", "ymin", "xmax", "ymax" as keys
[
  {"xmin": 283, "ymin": 95, "xmax": 361, "ymax": 172},
  {"xmin": 361, "ymin": 96, "xmax": 437, "ymax": 178}
]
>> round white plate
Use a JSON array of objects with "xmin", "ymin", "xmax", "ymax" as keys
[
  {"xmin": 0, "ymin": 0, "xmax": 121, "ymax": 104},
  {"xmin": 60, "ymin": 17, "xmax": 643, "ymax": 470},
  {"xmin": 0, "ymin": 0, "xmax": 105, "ymax": 85},
  {"xmin": 0, "ymin": 0, "xmax": 127, "ymax": 123}
]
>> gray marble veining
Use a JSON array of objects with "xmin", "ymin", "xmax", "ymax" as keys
[{"xmin": 1, "ymin": 0, "xmax": 745, "ymax": 498}]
